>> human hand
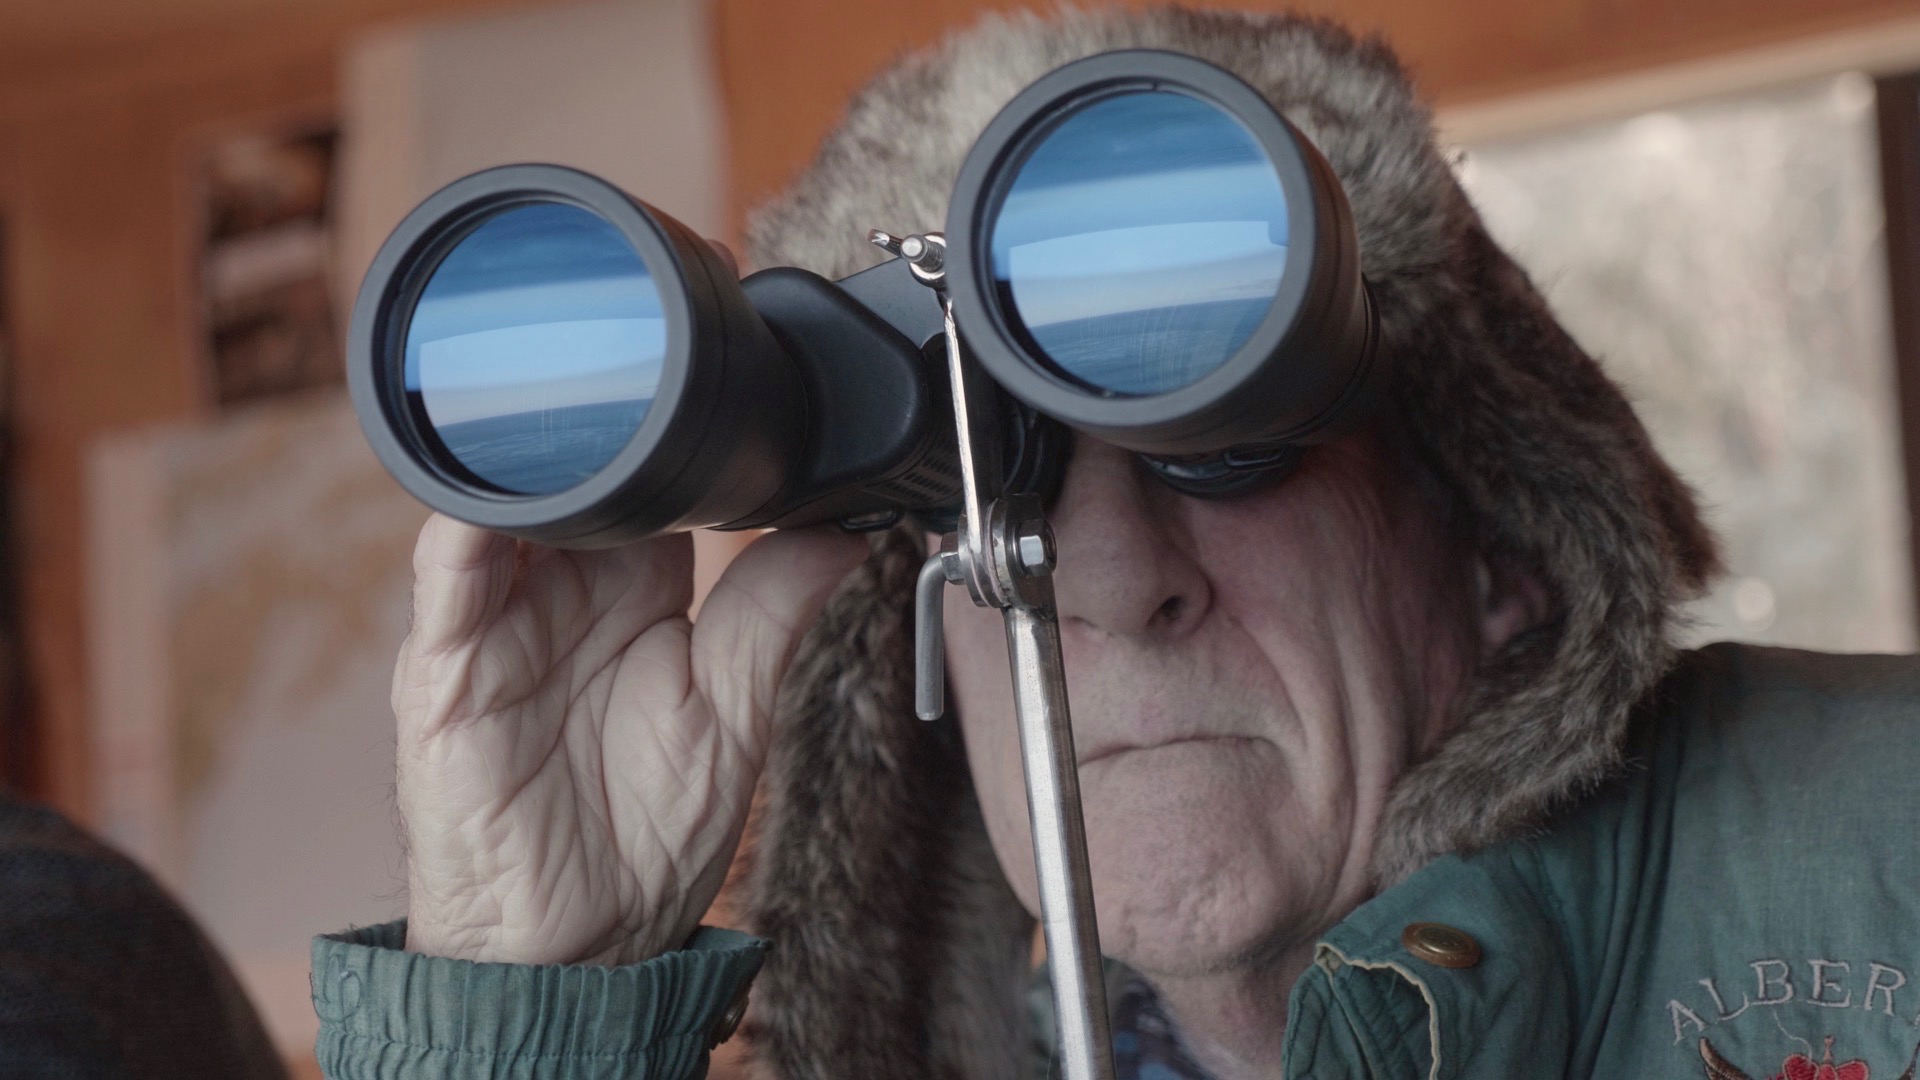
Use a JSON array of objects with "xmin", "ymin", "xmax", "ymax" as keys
[{"xmin": 392, "ymin": 513, "xmax": 863, "ymax": 966}]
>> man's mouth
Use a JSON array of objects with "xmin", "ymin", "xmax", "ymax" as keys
[{"xmin": 1077, "ymin": 734, "xmax": 1258, "ymax": 767}]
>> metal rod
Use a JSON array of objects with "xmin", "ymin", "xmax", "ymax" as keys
[
  {"xmin": 938, "ymin": 293, "xmax": 1011, "ymax": 610},
  {"xmin": 942, "ymin": 295, "xmax": 991, "ymax": 577},
  {"xmin": 1005, "ymin": 603, "xmax": 1114, "ymax": 1080},
  {"xmin": 877, "ymin": 229, "xmax": 1114, "ymax": 1079}
]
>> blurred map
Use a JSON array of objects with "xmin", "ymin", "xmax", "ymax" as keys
[
  {"xmin": 1459, "ymin": 73, "xmax": 1914, "ymax": 652},
  {"xmin": 89, "ymin": 391, "xmax": 426, "ymax": 1050}
]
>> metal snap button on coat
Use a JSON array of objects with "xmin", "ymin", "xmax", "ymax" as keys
[
  {"xmin": 710, "ymin": 988, "xmax": 751, "ymax": 1048},
  {"xmin": 1401, "ymin": 922, "xmax": 1482, "ymax": 969}
]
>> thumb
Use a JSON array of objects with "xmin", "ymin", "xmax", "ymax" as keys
[{"xmin": 689, "ymin": 525, "xmax": 869, "ymax": 743}]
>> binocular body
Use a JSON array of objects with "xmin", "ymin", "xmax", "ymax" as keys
[{"xmin": 349, "ymin": 50, "xmax": 1382, "ymax": 547}]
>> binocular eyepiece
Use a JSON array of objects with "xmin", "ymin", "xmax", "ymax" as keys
[{"xmin": 349, "ymin": 50, "xmax": 1382, "ymax": 547}]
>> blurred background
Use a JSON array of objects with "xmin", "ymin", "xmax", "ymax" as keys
[{"xmin": 0, "ymin": 0, "xmax": 1917, "ymax": 1074}]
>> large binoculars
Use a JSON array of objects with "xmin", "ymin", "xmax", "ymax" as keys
[{"xmin": 349, "ymin": 50, "xmax": 1381, "ymax": 546}]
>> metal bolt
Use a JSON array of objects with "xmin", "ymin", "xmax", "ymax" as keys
[
  {"xmin": 906, "ymin": 235, "xmax": 944, "ymax": 275},
  {"xmin": 1015, "ymin": 523, "xmax": 1055, "ymax": 576},
  {"xmin": 869, "ymin": 228, "xmax": 946, "ymax": 282}
]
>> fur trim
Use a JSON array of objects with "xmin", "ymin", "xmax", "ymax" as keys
[
  {"xmin": 741, "ymin": 7, "xmax": 1718, "ymax": 1074},
  {"xmin": 741, "ymin": 530, "xmax": 1033, "ymax": 1077}
]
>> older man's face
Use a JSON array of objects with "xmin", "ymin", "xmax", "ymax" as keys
[{"xmin": 943, "ymin": 430, "xmax": 1488, "ymax": 977}]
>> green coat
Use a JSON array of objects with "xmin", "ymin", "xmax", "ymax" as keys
[{"xmin": 313, "ymin": 644, "xmax": 1920, "ymax": 1078}]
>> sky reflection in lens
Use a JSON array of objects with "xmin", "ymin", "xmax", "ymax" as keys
[
  {"xmin": 405, "ymin": 202, "xmax": 666, "ymax": 495},
  {"xmin": 990, "ymin": 90, "xmax": 1290, "ymax": 396}
]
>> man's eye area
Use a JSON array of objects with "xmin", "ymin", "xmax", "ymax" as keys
[
  {"xmin": 1138, "ymin": 443, "xmax": 1306, "ymax": 498},
  {"xmin": 907, "ymin": 412, "xmax": 1302, "ymax": 533},
  {"xmin": 1006, "ymin": 411, "xmax": 1306, "ymax": 506}
]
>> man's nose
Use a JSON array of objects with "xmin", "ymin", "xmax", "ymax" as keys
[{"xmin": 1047, "ymin": 437, "xmax": 1211, "ymax": 638}]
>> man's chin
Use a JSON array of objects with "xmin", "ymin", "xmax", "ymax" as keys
[
  {"xmin": 1091, "ymin": 874, "xmax": 1301, "ymax": 981},
  {"xmin": 1078, "ymin": 744, "xmax": 1314, "ymax": 975}
]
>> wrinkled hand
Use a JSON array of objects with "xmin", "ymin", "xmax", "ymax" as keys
[{"xmin": 393, "ymin": 515, "xmax": 865, "ymax": 966}]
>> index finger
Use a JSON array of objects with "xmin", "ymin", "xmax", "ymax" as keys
[{"xmin": 409, "ymin": 513, "xmax": 519, "ymax": 656}]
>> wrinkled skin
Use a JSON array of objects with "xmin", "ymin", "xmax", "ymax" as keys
[
  {"xmin": 943, "ymin": 433, "xmax": 1541, "ymax": 1076},
  {"xmin": 395, "ymin": 519, "xmax": 866, "ymax": 966}
]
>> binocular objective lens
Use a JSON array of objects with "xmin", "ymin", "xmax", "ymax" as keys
[
  {"xmin": 404, "ymin": 202, "xmax": 668, "ymax": 496},
  {"xmin": 989, "ymin": 90, "xmax": 1291, "ymax": 397}
]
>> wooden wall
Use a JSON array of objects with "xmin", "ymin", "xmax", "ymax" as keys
[
  {"xmin": 714, "ymin": 0, "xmax": 1920, "ymax": 225},
  {"xmin": 0, "ymin": 48, "xmax": 335, "ymax": 816},
  {"xmin": 0, "ymin": 4, "xmax": 548, "ymax": 821}
]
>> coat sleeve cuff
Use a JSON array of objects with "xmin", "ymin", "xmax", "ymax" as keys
[{"xmin": 311, "ymin": 919, "xmax": 768, "ymax": 1080}]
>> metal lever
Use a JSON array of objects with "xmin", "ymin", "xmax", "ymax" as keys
[{"xmin": 915, "ymin": 548, "xmax": 957, "ymax": 720}]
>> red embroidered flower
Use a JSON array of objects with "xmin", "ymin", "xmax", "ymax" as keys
[{"xmin": 1771, "ymin": 1038, "xmax": 1870, "ymax": 1080}]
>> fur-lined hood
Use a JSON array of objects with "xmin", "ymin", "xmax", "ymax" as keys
[{"xmin": 737, "ymin": 8, "xmax": 1718, "ymax": 1075}]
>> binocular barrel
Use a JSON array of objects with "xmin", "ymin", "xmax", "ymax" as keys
[
  {"xmin": 947, "ymin": 50, "xmax": 1378, "ymax": 459},
  {"xmin": 349, "ymin": 167, "xmax": 960, "ymax": 547},
  {"xmin": 349, "ymin": 50, "xmax": 1381, "ymax": 548}
]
